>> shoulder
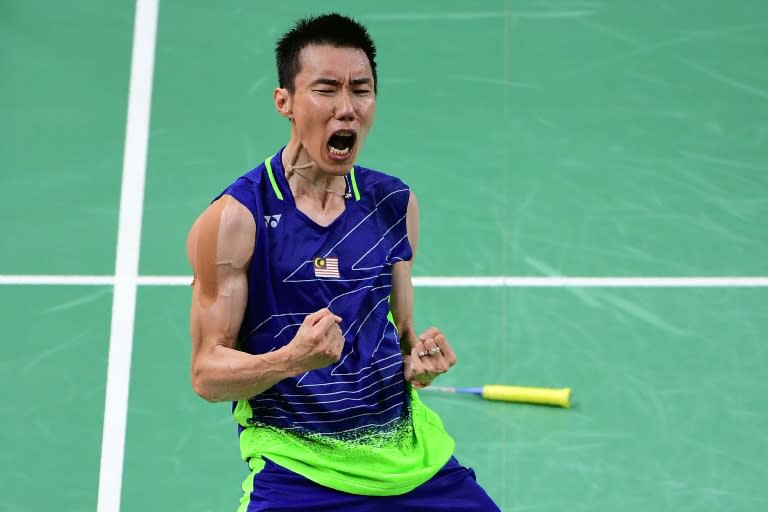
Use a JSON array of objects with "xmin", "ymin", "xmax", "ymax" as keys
[
  {"xmin": 212, "ymin": 156, "xmax": 285, "ymax": 224},
  {"xmin": 353, "ymin": 165, "xmax": 408, "ymax": 188},
  {"xmin": 190, "ymin": 195, "xmax": 255, "ymax": 243},
  {"xmin": 188, "ymin": 195, "xmax": 256, "ymax": 273},
  {"xmin": 353, "ymin": 165, "xmax": 410, "ymax": 201},
  {"xmin": 215, "ymin": 195, "xmax": 256, "ymax": 235}
]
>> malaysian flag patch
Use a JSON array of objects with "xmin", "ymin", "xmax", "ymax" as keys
[{"xmin": 313, "ymin": 256, "xmax": 340, "ymax": 278}]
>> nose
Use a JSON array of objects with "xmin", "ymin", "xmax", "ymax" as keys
[{"xmin": 334, "ymin": 90, "xmax": 355, "ymax": 121}]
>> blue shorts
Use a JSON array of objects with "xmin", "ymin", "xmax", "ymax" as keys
[{"xmin": 243, "ymin": 456, "xmax": 501, "ymax": 511}]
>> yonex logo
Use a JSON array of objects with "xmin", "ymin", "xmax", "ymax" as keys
[{"xmin": 264, "ymin": 214, "xmax": 282, "ymax": 228}]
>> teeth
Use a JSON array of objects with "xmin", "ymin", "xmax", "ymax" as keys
[
  {"xmin": 336, "ymin": 131, "xmax": 353, "ymax": 137},
  {"xmin": 328, "ymin": 145, "xmax": 351, "ymax": 155}
]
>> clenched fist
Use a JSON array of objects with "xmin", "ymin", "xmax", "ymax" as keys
[
  {"xmin": 285, "ymin": 308, "xmax": 345, "ymax": 372},
  {"xmin": 403, "ymin": 327, "xmax": 457, "ymax": 388}
]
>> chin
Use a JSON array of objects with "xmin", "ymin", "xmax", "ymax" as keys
[{"xmin": 320, "ymin": 150, "xmax": 358, "ymax": 174}]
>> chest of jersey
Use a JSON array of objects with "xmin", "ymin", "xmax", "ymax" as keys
[{"xmin": 260, "ymin": 196, "xmax": 409, "ymax": 285}]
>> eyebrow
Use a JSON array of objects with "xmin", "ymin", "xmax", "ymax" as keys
[{"xmin": 311, "ymin": 77, "xmax": 373, "ymax": 87}]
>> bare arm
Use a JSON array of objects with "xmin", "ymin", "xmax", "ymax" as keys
[
  {"xmin": 187, "ymin": 195, "xmax": 344, "ymax": 402},
  {"xmin": 390, "ymin": 193, "xmax": 420, "ymax": 350},
  {"xmin": 188, "ymin": 195, "xmax": 295, "ymax": 402},
  {"xmin": 390, "ymin": 193, "xmax": 457, "ymax": 387}
]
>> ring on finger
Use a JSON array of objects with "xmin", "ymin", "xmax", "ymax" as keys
[
  {"xmin": 428, "ymin": 347, "xmax": 441, "ymax": 355},
  {"xmin": 417, "ymin": 350, "xmax": 429, "ymax": 357}
]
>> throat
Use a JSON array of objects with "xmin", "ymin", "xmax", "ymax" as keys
[
  {"xmin": 294, "ymin": 194, "xmax": 346, "ymax": 227},
  {"xmin": 289, "ymin": 167, "xmax": 351, "ymax": 200},
  {"xmin": 286, "ymin": 170, "xmax": 350, "ymax": 226}
]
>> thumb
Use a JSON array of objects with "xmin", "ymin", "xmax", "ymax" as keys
[{"xmin": 402, "ymin": 353, "xmax": 413, "ymax": 378}]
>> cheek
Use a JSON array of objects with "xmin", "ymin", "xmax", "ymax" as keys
[
  {"xmin": 294, "ymin": 101, "xmax": 327, "ymax": 140},
  {"xmin": 355, "ymin": 98, "xmax": 376, "ymax": 119},
  {"xmin": 305, "ymin": 94, "xmax": 329, "ymax": 112},
  {"xmin": 297, "ymin": 97, "xmax": 329, "ymax": 122}
]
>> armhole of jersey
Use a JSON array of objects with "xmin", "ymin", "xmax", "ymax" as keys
[{"xmin": 386, "ymin": 293, "xmax": 397, "ymax": 332}]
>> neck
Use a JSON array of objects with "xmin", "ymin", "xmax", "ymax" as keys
[{"xmin": 282, "ymin": 140, "xmax": 349, "ymax": 206}]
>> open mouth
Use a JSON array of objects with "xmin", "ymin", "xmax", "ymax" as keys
[{"xmin": 327, "ymin": 130, "xmax": 356, "ymax": 158}]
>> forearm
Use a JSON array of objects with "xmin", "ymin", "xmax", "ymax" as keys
[
  {"xmin": 191, "ymin": 344, "xmax": 302, "ymax": 402},
  {"xmin": 397, "ymin": 322, "xmax": 419, "ymax": 353},
  {"xmin": 391, "ymin": 261, "xmax": 418, "ymax": 353}
]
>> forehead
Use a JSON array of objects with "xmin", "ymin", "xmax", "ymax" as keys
[{"xmin": 296, "ymin": 44, "xmax": 372, "ymax": 80}]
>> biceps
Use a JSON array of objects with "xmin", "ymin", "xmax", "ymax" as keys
[{"xmin": 187, "ymin": 195, "xmax": 255, "ymax": 352}]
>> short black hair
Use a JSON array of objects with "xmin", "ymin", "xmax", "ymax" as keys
[{"xmin": 275, "ymin": 13, "xmax": 378, "ymax": 94}]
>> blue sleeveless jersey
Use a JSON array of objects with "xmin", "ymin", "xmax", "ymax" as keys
[{"xmin": 217, "ymin": 149, "xmax": 413, "ymax": 439}]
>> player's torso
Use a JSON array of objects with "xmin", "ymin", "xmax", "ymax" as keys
[{"xmin": 221, "ymin": 151, "xmax": 413, "ymax": 436}]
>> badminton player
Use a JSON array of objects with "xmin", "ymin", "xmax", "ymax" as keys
[{"xmin": 186, "ymin": 13, "xmax": 500, "ymax": 511}]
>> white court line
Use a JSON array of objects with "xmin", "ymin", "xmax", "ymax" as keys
[
  {"xmin": 412, "ymin": 276, "xmax": 768, "ymax": 287},
  {"xmin": 1, "ymin": 274, "xmax": 768, "ymax": 287},
  {"xmin": 96, "ymin": 1, "xmax": 158, "ymax": 511}
]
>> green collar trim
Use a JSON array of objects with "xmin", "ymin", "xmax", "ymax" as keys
[
  {"xmin": 265, "ymin": 155, "xmax": 359, "ymax": 202},
  {"xmin": 349, "ymin": 167, "xmax": 361, "ymax": 201},
  {"xmin": 264, "ymin": 157, "xmax": 284, "ymax": 200}
]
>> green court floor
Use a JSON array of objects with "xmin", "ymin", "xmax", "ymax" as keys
[{"xmin": 1, "ymin": 1, "xmax": 767, "ymax": 510}]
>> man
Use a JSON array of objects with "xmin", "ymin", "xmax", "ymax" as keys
[{"xmin": 187, "ymin": 13, "xmax": 500, "ymax": 511}]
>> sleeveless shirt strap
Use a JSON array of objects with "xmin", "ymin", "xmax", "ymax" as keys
[
  {"xmin": 264, "ymin": 157, "xmax": 284, "ymax": 200},
  {"xmin": 265, "ymin": 154, "xmax": 359, "ymax": 202},
  {"xmin": 349, "ymin": 167, "xmax": 361, "ymax": 201}
]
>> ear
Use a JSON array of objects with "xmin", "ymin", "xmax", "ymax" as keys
[{"xmin": 274, "ymin": 88, "xmax": 293, "ymax": 119}]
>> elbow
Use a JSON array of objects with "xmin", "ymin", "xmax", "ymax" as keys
[{"xmin": 191, "ymin": 367, "xmax": 222, "ymax": 403}]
